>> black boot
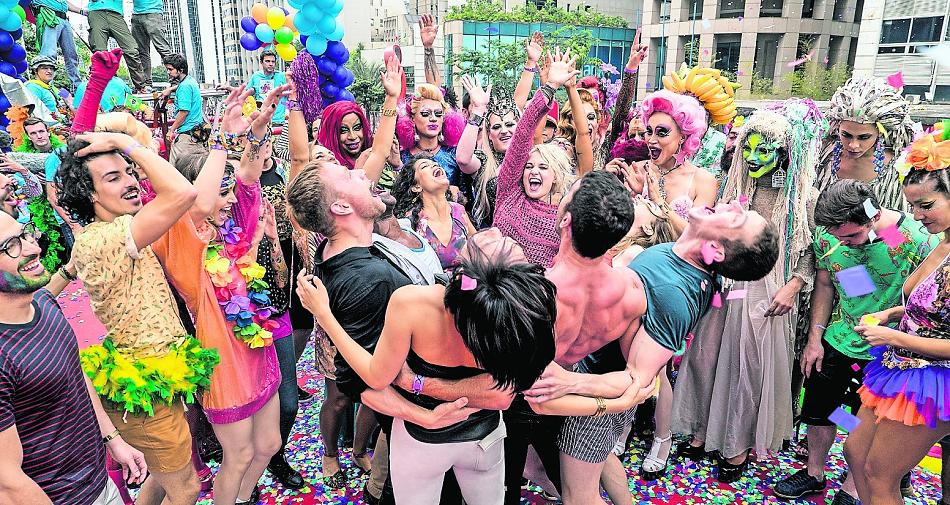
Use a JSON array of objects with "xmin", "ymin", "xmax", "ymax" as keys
[{"xmin": 268, "ymin": 451, "xmax": 305, "ymax": 490}]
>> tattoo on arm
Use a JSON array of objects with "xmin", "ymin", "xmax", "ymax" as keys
[{"xmin": 424, "ymin": 48, "xmax": 440, "ymax": 86}]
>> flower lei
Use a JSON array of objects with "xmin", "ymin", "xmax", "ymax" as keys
[{"xmin": 205, "ymin": 218, "xmax": 276, "ymax": 349}]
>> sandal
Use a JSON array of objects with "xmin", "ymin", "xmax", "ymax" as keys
[
  {"xmin": 675, "ymin": 439, "xmax": 706, "ymax": 461},
  {"xmin": 351, "ymin": 451, "xmax": 372, "ymax": 475},
  {"xmin": 322, "ymin": 455, "xmax": 347, "ymax": 489},
  {"xmin": 792, "ymin": 437, "xmax": 809, "ymax": 461},
  {"xmin": 716, "ymin": 455, "xmax": 749, "ymax": 484},
  {"xmin": 639, "ymin": 430, "xmax": 673, "ymax": 481}
]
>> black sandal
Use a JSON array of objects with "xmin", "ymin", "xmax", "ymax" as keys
[
  {"xmin": 676, "ymin": 440, "xmax": 706, "ymax": 460},
  {"xmin": 322, "ymin": 455, "xmax": 347, "ymax": 489},
  {"xmin": 351, "ymin": 451, "xmax": 372, "ymax": 475},
  {"xmin": 716, "ymin": 457, "xmax": 749, "ymax": 483}
]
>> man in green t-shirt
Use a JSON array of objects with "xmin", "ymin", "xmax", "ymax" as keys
[{"xmin": 773, "ymin": 180, "xmax": 937, "ymax": 505}]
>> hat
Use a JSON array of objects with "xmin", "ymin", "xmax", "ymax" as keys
[
  {"xmin": 546, "ymin": 100, "xmax": 559, "ymax": 127},
  {"xmin": 29, "ymin": 56, "xmax": 56, "ymax": 71}
]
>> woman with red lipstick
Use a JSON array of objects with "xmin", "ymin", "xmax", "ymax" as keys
[{"xmin": 818, "ymin": 78, "xmax": 917, "ymax": 212}]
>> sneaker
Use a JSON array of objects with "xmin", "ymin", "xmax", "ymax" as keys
[
  {"xmin": 830, "ymin": 489, "xmax": 859, "ymax": 505},
  {"xmin": 900, "ymin": 472, "xmax": 914, "ymax": 497},
  {"xmin": 773, "ymin": 469, "xmax": 826, "ymax": 499},
  {"xmin": 298, "ymin": 386, "xmax": 314, "ymax": 403}
]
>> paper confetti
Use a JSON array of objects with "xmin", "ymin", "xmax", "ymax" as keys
[
  {"xmin": 836, "ymin": 265, "xmax": 877, "ymax": 297},
  {"xmin": 712, "ymin": 291, "xmax": 722, "ymax": 308},
  {"xmin": 726, "ymin": 289, "xmax": 747, "ymax": 300},
  {"xmin": 886, "ymin": 71, "xmax": 905, "ymax": 89},
  {"xmin": 878, "ymin": 224, "xmax": 907, "ymax": 248},
  {"xmin": 786, "ymin": 49, "xmax": 815, "ymax": 68},
  {"xmin": 851, "ymin": 363, "xmax": 862, "ymax": 372},
  {"xmin": 862, "ymin": 198, "xmax": 878, "ymax": 218},
  {"xmin": 828, "ymin": 406, "xmax": 861, "ymax": 432},
  {"xmin": 860, "ymin": 314, "xmax": 881, "ymax": 326},
  {"xmin": 738, "ymin": 194, "xmax": 749, "ymax": 206},
  {"xmin": 868, "ymin": 229, "xmax": 877, "ymax": 242},
  {"xmin": 820, "ymin": 241, "xmax": 843, "ymax": 259}
]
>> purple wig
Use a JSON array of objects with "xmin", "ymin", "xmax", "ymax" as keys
[
  {"xmin": 641, "ymin": 90, "xmax": 708, "ymax": 165},
  {"xmin": 317, "ymin": 101, "xmax": 373, "ymax": 170},
  {"xmin": 610, "ymin": 137, "xmax": 650, "ymax": 163}
]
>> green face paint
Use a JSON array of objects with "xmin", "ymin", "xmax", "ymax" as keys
[
  {"xmin": 0, "ymin": 257, "xmax": 51, "ymax": 294},
  {"xmin": 742, "ymin": 132, "xmax": 783, "ymax": 178}
]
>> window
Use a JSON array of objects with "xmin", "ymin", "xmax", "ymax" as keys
[
  {"xmin": 714, "ymin": 34, "xmax": 741, "ymax": 72},
  {"xmin": 653, "ymin": 37, "xmax": 668, "ymax": 88},
  {"xmin": 853, "ymin": 0, "xmax": 864, "ymax": 22},
  {"xmin": 877, "ymin": 46, "xmax": 906, "ymax": 53},
  {"xmin": 718, "ymin": 0, "xmax": 745, "ymax": 18},
  {"xmin": 754, "ymin": 33, "xmax": 781, "ymax": 80},
  {"xmin": 880, "ymin": 19, "xmax": 911, "ymax": 44},
  {"xmin": 687, "ymin": 0, "xmax": 703, "ymax": 20},
  {"xmin": 832, "ymin": 0, "xmax": 846, "ymax": 20},
  {"xmin": 910, "ymin": 16, "xmax": 943, "ymax": 43},
  {"xmin": 761, "ymin": 0, "xmax": 783, "ymax": 17},
  {"xmin": 802, "ymin": 0, "xmax": 815, "ymax": 18}
]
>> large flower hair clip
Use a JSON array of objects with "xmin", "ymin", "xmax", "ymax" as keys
[{"xmin": 905, "ymin": 119, "xmax": 950, "ymax": 172}]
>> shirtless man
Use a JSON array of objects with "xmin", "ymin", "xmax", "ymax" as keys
[{"xmin": 400, "ymin": 171, "xmax": 779, "ymax": 504}]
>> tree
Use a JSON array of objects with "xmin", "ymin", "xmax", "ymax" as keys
[
  {"xmin": 447, "ymin": 0, "xmax": 628, "ymax": 28},
  {"xmin": 23, "ymin": 21, "xmax": 91, "ymax": 90},
  {"xmin": 346, "ymin": 43, "xmax": 384, "ymax": 112},
  {"xmin": 151, "ymin": 64, "xmax": 169, "ymax": 84}
]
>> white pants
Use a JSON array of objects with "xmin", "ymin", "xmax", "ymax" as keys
[
  {"xmin": 91, "ymin": 479, "xmax": 124, "ymax": 505},
  {"xmin": 390, "ymin": 417, "xmax": 506, "ymax": 505}
]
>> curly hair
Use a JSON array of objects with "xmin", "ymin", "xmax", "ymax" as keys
[
  {"xmin": 828, "ymin": 77, "xmax": 915, "ymax": 152},
  {"xmin": 641, "ymin": 89, "xmax": 708, "ymax": 165},
  {"xmin": 390, "ymin": 156, "xmax": 452, "ymax": 229},
  {"xmin": 557, "ymin": 89, "xmax": 601, "ymax": 144},
  {"xmin": 55, "ymin": 139, "xmax": 130, "ymax": 226}
]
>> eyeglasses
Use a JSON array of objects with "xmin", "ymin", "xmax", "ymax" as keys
[{"xmin": 0, "ymin": 223, "xmax": 41, "ymax": 259}]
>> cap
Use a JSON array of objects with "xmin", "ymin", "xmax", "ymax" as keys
[{"xmin": 30, "ymin": 56, "xmax": 56, "ymax": 71}]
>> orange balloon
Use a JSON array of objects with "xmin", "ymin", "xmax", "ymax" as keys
[
  {"xmin": 284, "ymin": 12, "xmax": 296, "ymax": 31},
  {"xmin": 250, "ymin": 3, "xmax": 268, "ymax": 23}
]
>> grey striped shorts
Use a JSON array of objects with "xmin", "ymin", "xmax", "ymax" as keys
[{"xmin": 556, "ymin": 405, "xmax": 638, "ymax": 463}]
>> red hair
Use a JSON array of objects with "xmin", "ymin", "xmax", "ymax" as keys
[{"xmin": 317, "ymin": 101, "xmax": 373, "ymax": 170}]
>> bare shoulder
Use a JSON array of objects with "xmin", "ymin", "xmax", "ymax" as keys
[{"xmin": 392, "ymin": 284, "xmax": 444, "ymax": 309}]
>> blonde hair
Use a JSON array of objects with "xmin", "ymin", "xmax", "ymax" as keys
[
  {"xmin": 474, "ymin": 126, "xmax": 500, "ymax": 223},
  {"xmin": 529, "ymin": 143, "xmax": 576, "ymax": 200},
  {"xmin": 410, "ymin": 83, "xmax": 448, "ymax": 115}
]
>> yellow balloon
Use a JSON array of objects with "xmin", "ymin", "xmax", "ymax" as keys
[
  {"xmin": 250, "ymin": 3, "xmax": 268, "ymax": 23},
  {"xmin": 276, "ymin": 43, "xmax": 298, "ymax": 62},
  {"xmin": 266, "ymin": 7, "xmax": 285, "ymax": 30}
]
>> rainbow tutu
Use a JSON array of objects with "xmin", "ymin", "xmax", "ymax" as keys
[{"xmin": 859, "ymin": 345, "xmax": 950, "ymax": 428}]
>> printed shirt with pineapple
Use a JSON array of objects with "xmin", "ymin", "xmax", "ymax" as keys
[{"xmin": 813, "ymin": 213, "xmax": 937, "ymax": 359}]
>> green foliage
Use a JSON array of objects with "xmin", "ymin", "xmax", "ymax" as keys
[
  {"xmin": 151, "ymin": 65, "xmax": 169, "ymax": 84},
  {"xmin": 447, "ymin": 25, "xmax": 602, "ymax": 90},
  {"xmin": 446, "ymin": 0, "xmax": 627, "ymax": 28},
  {"xmin": 22, "ymin": 21, "xmax": 90, "ymax": 90},
  {"xmin": 784, "ymin": 61, "xmax": 851, "ymax": 100},
  {"xmin": 346, "ymin": 43, "xmax": 385, "ymax": 112},
  {"xmin": 750, "ymin": 72, "xmax": 774, "ymax": 96}
]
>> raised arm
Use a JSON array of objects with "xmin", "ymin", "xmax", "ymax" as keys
[
  {"xmin": 455, "ymin": 75, "xmax": 490, "ymax": 175},
  {"xmin": 419, "ymin": 15, "xmax": 442, "ymax": 88},
  {"xmin": 566, "ymin": 80, "xmax": 594, "ymax": 175},
  {"xmin": 239, "ymin": 84, "xmax": 290, "ymax": 184},
  {"xmin": 514, "ymin": 32, "xmax": 543, "ymax": 111},
  {"xmin": 284, "ymin": 72, "xmax": 312, "ymax": 182},
  {"xmin": 0, "ymin": 426, "xmax": 51, "ymax": 504},
  {"xmin": 361, "ymin": 57, "xmax": 402, "ymax": 182},
  {"xmin": 72, "ymin": 49, "xmax": 123, "ymax": 135}
]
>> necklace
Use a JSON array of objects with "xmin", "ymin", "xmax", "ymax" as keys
[
  {"xmin": 830, "ymin": 140, "xmax": 885, "ymax": 178},
  {"xmin": 655, "ymin": 162, "xmax": 681, "ymax": 200},
  {"xmin": 417, "ymin": 143, "xmax": 440, "ymax": 156}
]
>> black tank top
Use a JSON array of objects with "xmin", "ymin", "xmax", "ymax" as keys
[{"xmin": 398, "ymin": 349, "xmax": 500, "ymax": 444}]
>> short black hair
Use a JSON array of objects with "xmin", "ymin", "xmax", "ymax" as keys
[
  {"xmin": 814, "ymin": 179, "xmax": 879, "ymax": 228},
  {"xmin": 715, "ymin": 222, "xmax": 780, "ymax": 281},
  {"xmin": 904, "ymin": 166, "xmax": 950, "ymax": 196},
  {"xmin": 445, "ymin": 242, "xmax": 557, "ymax": 392},
  {"xmin": 565, "ymin": 170, "xmax": 635, "ymax": 258},
  {"xmin": 55, "ymin": 139, "xmax": 127, "ymax": 226},
  {"xmin": 163, "ymin": 53, "xmax": 188, "ymax": 74},
  {"xmin": 260, "ymin": 50, "xmax": 277, "ymax": 63}
]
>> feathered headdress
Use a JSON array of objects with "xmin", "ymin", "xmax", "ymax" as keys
[{"xmin": 661, "ymin": 65, "xmax": 740, "ymax": 125}]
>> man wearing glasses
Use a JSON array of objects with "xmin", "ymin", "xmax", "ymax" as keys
[
  {"xmin": 0, "ymin": 213, "xmax": 147, "ymax": 504},
  {"xmin": 24, "ymin": 56, "xmax": 75, "ymax": 127}
]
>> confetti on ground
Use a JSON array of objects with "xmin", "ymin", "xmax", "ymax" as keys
[{"xmin": 58, "ymin": 283, "xmax": 943, "ymax": 504}]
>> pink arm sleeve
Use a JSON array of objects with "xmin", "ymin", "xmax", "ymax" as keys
[{"xmin": 71, "ymin": 49, "xmax": 123, "ymax": 134}]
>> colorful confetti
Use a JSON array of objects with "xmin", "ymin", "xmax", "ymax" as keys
[
  {"xmin": 878, "ymin": 224, "xmax": 908, "ymax": 248},
  {"xmin": 836, "ymin": 265, "xmax": 877, "ymax": 298},
  {"xmin": 887, "ymin": 71, "xmax": 905, "ymax": 89},
  {"xmin": 828, "ymin": 406, "xmax": 861, "ymax": 432}
]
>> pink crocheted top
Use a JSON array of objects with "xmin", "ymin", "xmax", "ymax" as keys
[{"xmin": 493, "ymin": 90, "xmax": 560, "ymax": 267}]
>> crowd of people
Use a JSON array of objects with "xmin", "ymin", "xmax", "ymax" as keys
[{"xmin": 0, "ymin": 12, "xmax": 948, "ymax": 505}]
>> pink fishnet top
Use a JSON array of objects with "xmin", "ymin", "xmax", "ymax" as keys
[{"xmin": 493, "ymin": 90, "xmax": 560, "ymax": 267}]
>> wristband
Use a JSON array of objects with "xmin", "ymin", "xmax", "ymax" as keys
[
  {"xmin": 287, "ymin": 99, "xmax": 301, "ymax": 111},
  {"xmin": 122, "ymin": 142, "xmax": 143, "ymax": 158},
  {"xmin": 624, "ymin": 67, "xmax": 639, "ymax": 75},
  {"xmin": 381, "ymin": 107, "xmax": 397, "ymax": 117},
  {"xmin": 523, "ymin": 65, "xmax": 540, "ymax": 74},
  {"xmin": 540, "ymin": 84, "xmax": 556, "ymax": 102},
  {"xmin": 467, "ymin": 113, "xmax": 484, "ymax": 127},
  {"xmin": 411, "ymin": 374, "xmax": 425, "ymax": 395},
  {"xmin": 57, "ymin": 267, "xmax": 76, "ymax": 282},
  {"xmin": 102, "ymin": 429, "xmax": 121, "ymax": 444}
]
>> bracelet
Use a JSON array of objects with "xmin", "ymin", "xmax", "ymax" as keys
[
  {"xmin": 467, "ymin": 113, "xmax": 484, "ymax": 127},
  {"xmin": 523, "ymin": 65, "xmax": 540, "ymax": 74},
  {"xmin": 624, "ymin": 67, "xmax": 639, "ymax": 75},
  {"xmin": 593, "ymin": 397, "xmax": 607, "ymax": 417},
  {"xmin": 287, "ymin": 99, "xmax": 301, "ymax": 111},
  {"xmin": 540, "ymin": 84, "xmax": 556, "ymax": 102},
  {"xmin": 57, "ymin": 267, "xmax": 77, "ymax": 282},
  {"xmin": 121, "ymin": 142, "xmax": 143, "ymax": 158},
  {"xmin": 102, "ymin": 429, "xmax": 121, "ymax": 444},
  {"xmin": 217, "ymin": 131, "xmax": 245, "ymax": 152},
  {"xmin": 411, "ymin": 374, "xmax": 425, "ymax": 395},
  {"xmin": 381, "ymin": 107, "xmax": 397, "ymax": 117}
]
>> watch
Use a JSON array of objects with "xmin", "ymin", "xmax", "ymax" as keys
[
  {"xmin": 467, "ymin": 113, "xmax": 484, "ymax": 127},
  {"xmin": 411, "ymin": 374, "xmax": 425, "ymax": 395}
]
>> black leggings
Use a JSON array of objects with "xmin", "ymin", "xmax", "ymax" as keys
[{"xmin": 503, "ymin": 397, "xmax": 563, "ymax": 505}]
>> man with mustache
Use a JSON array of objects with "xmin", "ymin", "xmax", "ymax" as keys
[{"xmin": 0, "ymin": 210, "xmax": 147, "ymax": 504}]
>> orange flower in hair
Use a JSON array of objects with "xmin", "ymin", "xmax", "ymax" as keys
[{"xmin": 906, "ymin": 120, "xmax": 950, "ymax": 171}]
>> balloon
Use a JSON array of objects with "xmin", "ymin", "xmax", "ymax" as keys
[
  {"xmin": 284, "ymin": 13, "xmax": 296, "ymax": 31},
  {"xmin": 294, "ymin": 12, "xmax": 316, "ymax": 35},
  {"xmin": 317, "ymin": 56, "xmax": 337, "ymax": 75},
  {"xmin": 240, "ymin": 32, "xmax": 262, "ymax": 51},
  {"xmin": 251, "ymin": 3, "xmax": 268, "ymax": 23},
  {"xmin": 0, "ymin": 32, "xmax": 13, "ymax": 53},
  {"xmin": 326, "ymin": 25, "xmax": 344, "ymax": 42},
  {"xmin": 338, "ymin": 69, "xmax": 354, "ymax": 88},
  {"xmin": 316, "ymin": 0, "xmax": 335, "ymax": 8},
  {"xmin": 240, "ymin": 16, "xmax": 257, "ymax": 33},
  {"xmin": 316, "ymin": 16, "xmax": 336, "ymax": 35},
  {"xmin": 300, "ymin": 34, "xmax": 309, "ymax": 47},
  {"xmin": 0, "ymin": 12, "xmax": 21, "ymax": 32},
  {"xmin": 337, "ymin": 90, "xmax": 355, "ymax": 103},
  {"xmin": 281, "ymin": 7, "xmax": 289, "ymax": 15},
  {"xmin": 331, "ymin": 64, "xmax": 348, "ymax": 83},
  {"xmin": 274, "ymin": 26, "xmax": 294, "ymax": 45},
  {"xmin": 3, "ymin": 43, "xmax": 25, "ymax": 63},
  {"xmin": 10, "ymin": 28, "xmax": 21, "ymax": 41},
  {"xmin": 306, "ymin": 35, "xmax": 328, "ymax": 57},
  {"xmin": 0, "ymin": 62, "xmax": 15, "ymax": 77},
  {"xmin": 326, "ymin": 0, "xmax": 344, "ymax": 16},
  {"xmin": 0, "ymin": 117, "xmax": 9, "ymax": 128},
  {"xmin": 12, "ymin": 59, "xmax": 26, "ymax": 74},
  {"xmin": 12, "ymin": 5, "xmax": 24, "ymax": 23},
  {"xmin": 288, "ymin": 0, "xmax": 303, "ymax": 8},
  {"xmin": 0, "ymin": 95, "xmax": 9, "ymax": 111},
  {"xmin": 321, "ymin": 82, "xmax": 340, "ymax": 99},
  {"xmin": 275, "ymin": 43, "xmax": 297, "ymax": 62},
  {"xmin": 266, "ymin": 7, "xmax": 285, "ymax": 30},
  {"xmin": 301, "ymin": 2, "xmax": 320, "ymax": 19},
  {"xmin": 255, "ymin": 24, "xmax": 274, "ymax": 44},
  {"xmin": 325, "ymin": 41, "xmax": 347, "ymax": 62}
]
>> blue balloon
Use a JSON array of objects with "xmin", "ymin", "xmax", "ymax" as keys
[
  {"xmin": 240, "ymin": 33, "xmax": 262, "ymax": 51},
  {"xmin": 0, "ymin": 32, "xmax": 13, "ymax": 53},
  {"xmin": 338, "ymin": 69, "xmax": 354, "ymax": 88},
  {"xmin": 294, "ymin": 12, "xmax": 317, "ymax": 35},
  {"xmin": 316, "ymin": 16, "xmax": 336, "ymax": 35},
  {"xmin": 300, "ymin": 34, "xmax": 309, "ymax": 46},
  {"xmin": 317, "ymin": 57, "xmax": 337, "ymax": 75},
  {"xmin": 306, "ymin": 35, "xmax": 327, "ymax": 56},
  {"xmin": 12, "ymin": 59, "xmax": 26, "ymax": 74},
  {"xmin": 10, "ymin": 28, "xmax": 22, "ymax": 41},
  {"xmin": 0, "ymin": 13, "xmax": 21, "ymax": 32},
  {"xmin": 326, "ymin": 25, "xmax": 344, "ymax": 42},
  {"xmin": 0, "ymin": 95, "xmax": 10, "ymax": 111},
  {"xmin": 0, "ymin": 62, "xmax": 15, "ymax": 77},
  {"xmin": 301, "ymin": 3, "xmax": 320, "ymax": 20},
  {"xmin": 331, "ymin": 64, "xmax": 348, "ymax": 83},
  {"xmin": 288, "ymin": 0, "xmax": 304, "ymax": 7},
  {"xmin": 240, "ymin": 16, "xmax": 257, "ymax": 33},
  {"xmin": 326, "ymin": 0, "xmax": 344, "ymax": 16},
  {"xmin": 316, "ymin": 0, "xmax": 335, "ymax": 8},
  {"xmin": 318, "ymin": 73, "xmax": 327, "ymax": 86},
  {"xmin": 337, "ymin": 90, "xmax": 355, "ymax": 103},
  {"xmin": 0, "ymin": 117, "xmax": 9, "ymax": 128},
  {"xmin": 255, "ymin": 24, "xmax": 274, "ymax": 44},
  {"xmin": 3, "ymin": 44, "xmax": 25, "ymax": 63},
  {"xmin": 321, "ymin": 82, "xmax": 340, "ymax": 99},
  {"xmin": 325, "ymin": 41, "xmax": 349, "ymax": 63}
]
